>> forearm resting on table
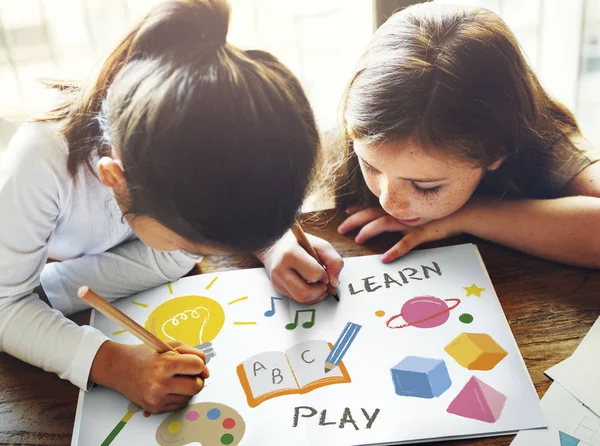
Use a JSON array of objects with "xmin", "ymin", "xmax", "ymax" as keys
[{"xmin": 464, "ymin": 196, "xmax": 600, "ymax": 268}]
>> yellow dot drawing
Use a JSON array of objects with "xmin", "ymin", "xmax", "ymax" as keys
[
  {"xmin": 463, "ymin": 283, "xmax": 486, "ymax": 297},
  {"xmin": 167, "ymin": 421, "xmax": 181, "ymax": 434},
  {"xmin": 233, "ymin": 321, "xmax": 257, "ymax": 326},
  {"xmin": 145, "ymin": 295, "xmax": 225, "ymax": 345}
]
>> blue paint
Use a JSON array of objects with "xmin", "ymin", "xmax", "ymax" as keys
[
  {"xmin": 207, "ymin": 408, "xmax": 221, "ymax": 420},
  {"xmin": 390, "ymin": 356, "xmax": 452, "ymax": 398}
]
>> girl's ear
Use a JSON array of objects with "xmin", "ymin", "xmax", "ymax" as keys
[
  {"xmin": 97, "ymin": 156, "xmax": 129, "ymax": 198},
  {"xmin": 487, "ymin": 156, "xmax": 506, "ymax": 171}
]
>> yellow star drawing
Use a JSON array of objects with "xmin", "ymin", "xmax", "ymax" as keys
[{"xmin": 463, "ymin": 283, "xmax": 486, "ymax": 297}]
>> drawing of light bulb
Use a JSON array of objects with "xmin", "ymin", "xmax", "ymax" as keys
[
  {"xmin": 161, "ymin": 306, "xmax": 211, "ymax": 346},
  {"xmin": 145, "ymin": 295, "xmax": 225, "ymax": 363}
]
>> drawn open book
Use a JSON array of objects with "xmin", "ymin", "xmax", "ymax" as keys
[{"xmin": 236, "ymin": 340, "xmax": 351, "ymax": 408}]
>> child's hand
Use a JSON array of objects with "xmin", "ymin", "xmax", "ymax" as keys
[
  {"xmin": 91, "ymin": 340, "xmax": 209, "ymax": 414},
  {"xmin": 338, "ymin": 205, "xmax": 465, "ymax": 263},
  {"xmin": 337, "ymin": 205, "xmax": 395, "ymax": 239},
  {"xmin": 256, "ymin": 229, "xmax": 343, "ymax": 304}
]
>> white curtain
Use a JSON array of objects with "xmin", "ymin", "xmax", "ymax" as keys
[
  {"xmin": 0, "ymin": 0, "xmax": 372, "ymax": 147},
  {"xmin": 1, "ymin": 0, "xmax": 598, "ymax": 147}
]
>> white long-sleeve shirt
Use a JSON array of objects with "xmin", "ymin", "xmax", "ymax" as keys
[{"xmin": 0, "ymin": 122, "xmax": 200, "ymax": 390}]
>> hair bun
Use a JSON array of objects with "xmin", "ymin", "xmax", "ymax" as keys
[
  {"xmin": 132, "ymin": 0, "xmax": 231, "ymax": 57},
  {"xmin": 191, "ymin": 0, "xmax": 230, "ymax": 44}
]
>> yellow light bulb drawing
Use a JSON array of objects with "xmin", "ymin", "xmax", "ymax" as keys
[{"xmin": 145, "ymin": 295, "xmax": 225, "ymax": 346}]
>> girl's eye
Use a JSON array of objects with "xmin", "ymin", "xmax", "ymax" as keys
[{"xmin": 412, "ymin": 183, "xmax": 442, "ymax": 195}]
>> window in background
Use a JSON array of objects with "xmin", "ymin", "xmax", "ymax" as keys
[
  {"xmin": 0, "ymin": 0, "xmax": 372, "ymax": 148},
  {"xmin": 578, "ymin": 0, "xmax": 600, "ymax": 144},
  {"xmin": 436, "ymin": 0, "xmax": 600, "ymax": 147}
]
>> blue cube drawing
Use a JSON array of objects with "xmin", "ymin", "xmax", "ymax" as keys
[{"xmin": 390, "ymin": 356, "xmax": 452, "ymax": 398}]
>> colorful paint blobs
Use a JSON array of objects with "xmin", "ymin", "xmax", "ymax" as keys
[
  {"xmin": 559, "ymin": 431, "xmax": 581, "ymax": 446},
  {"xmin": 444, "ymin": 332, "xmax": 508, "ymax": 371},
  {"xmin": 222, "ymin": 418, "xmax": 236, "ymax": 429},
  {"xmin": 375, "ymin": 310, "xmax": 386, "ymax": 317},
  {"xmin": 459, "ymin": 313, "xmax": 474, "ymax": 324},
  {"xmin": 186, "ymin": 411, "xmax": 199, "ymax": 422},
  {"xmin": 145, "ymin": 295, "xmax": 225, "ymax": 346},
  {"xmin": 221, "ymin": 433, "xmax": 234, "ymax": 444},
  {"xmin": 447, "ymin": 376, "xmax": 506, "ymax": 423},
  {"xmin": 386, "ymin": 296, "xmax": 461, "ymax": 329},
  {"xmin": 390, "ymin": 356, "xmax": 452, "ymax": 399},
  {"xmin": 207, "ymin": 408, "xmax": 221, "ymax": 420},
  {"xmin": 168, "ymin": 421, "xmax": 181, "ymax": 434},
  {"xmin": 156, "ymin": 402, "xmax": 245, "ymax": 446}
]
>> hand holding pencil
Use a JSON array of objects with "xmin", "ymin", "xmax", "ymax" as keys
[
  {"xmin": 256, "ymin": 223, "xmax": 344, "ymax": 304},
  {"xmin": 80, "ymin": 286, "xmax": 209, "ymax": 414},
  {"xmin": 291, "ymin": 222, "xmax": 339, "ymax": 301}
]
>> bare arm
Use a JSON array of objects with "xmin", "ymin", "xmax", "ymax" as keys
[
  {"xmin": 462, "ymin": 194, "xmax": 600, "ymax": 268},
  {"xmin": 341, "ymin": 163, "xmax": 600, "ymax": 268}
]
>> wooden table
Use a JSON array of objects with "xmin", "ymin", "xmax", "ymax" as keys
[{"xmin": 1, "ymin": 209, "xmax": 599, "ymax": 446}]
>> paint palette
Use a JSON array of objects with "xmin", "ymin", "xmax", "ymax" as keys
[{"xmin": 155, "ymin": 402, "xmax": 246, "ymax": 446}]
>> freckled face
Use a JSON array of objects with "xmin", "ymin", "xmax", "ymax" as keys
[{"xmin": 353, "ymin": 139, "xmax": 486, "ymax": 227}]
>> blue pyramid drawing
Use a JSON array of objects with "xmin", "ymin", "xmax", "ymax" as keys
[{"xmin": 559, "ymin": 431, "xmax": 580, "ymax": 446}]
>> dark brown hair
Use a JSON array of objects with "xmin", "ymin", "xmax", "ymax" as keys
[
  {"xmin": 335, "ymin": 3, "xmax": 580, "ymax": 206},
  {"xmin": 35, "ymin": 0, "xmax": 320, "ymax": 252}
]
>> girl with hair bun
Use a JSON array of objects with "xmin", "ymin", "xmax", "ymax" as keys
[{"xmin": 0, "ymin": 0, "xmax": 341, "ymax": 413}]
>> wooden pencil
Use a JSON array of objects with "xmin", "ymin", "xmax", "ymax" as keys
[
  {"xmin": 291, "ymin": 222, "xmax": 339, "ymax": 301},
  {"xmin": 77, "ymin": 286, "xmax": 177, "ymax": 354}
]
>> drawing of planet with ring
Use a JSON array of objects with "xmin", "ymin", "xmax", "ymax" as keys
[{"xmin": 386, "ymin": 295, "xmax": 461, "ymax": 329}]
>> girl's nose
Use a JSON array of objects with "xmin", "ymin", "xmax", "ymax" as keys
[{"xmin": 378, "ymin": 179, "xmax": 410, "ymax": 215}]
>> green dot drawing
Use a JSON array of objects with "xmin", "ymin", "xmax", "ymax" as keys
[
  {"xmin": 459, "ymin": 313, "xmax": 474, "ymax": 324},
  {"xmin": 221, "ymin": 433, "xmax": 234, "ymax": 445}
]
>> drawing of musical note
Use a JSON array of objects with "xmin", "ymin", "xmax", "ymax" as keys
[
  {"xmin": 285, "ymin": 309, "xmax": 316, "ymax": 330},
  {"xmin": 264, "ymin": 297, "xmax": 283, "ymax": 317}
]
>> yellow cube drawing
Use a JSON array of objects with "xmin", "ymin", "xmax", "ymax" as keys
[{"xmin": 444, "ymin": 333, "xmax": 508, "ymax": 371}]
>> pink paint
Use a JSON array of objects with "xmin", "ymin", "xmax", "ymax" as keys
[
  {"xmin": 447, "ymin": 376, "xmax": 507, "ymax": 423},
  {"xmin": 186, "ymin": 411, "xmax": 199, "ymax": 422}
]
